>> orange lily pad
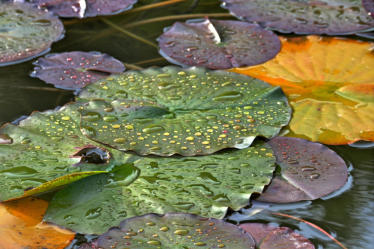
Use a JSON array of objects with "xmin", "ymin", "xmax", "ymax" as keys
[
  {"xmin": 232, "ymin": 36, "xmax": 374, "ymax": 145},
  {"xmin": 0, "ymin": 197, "xmax": 74, "ymax": 249}
]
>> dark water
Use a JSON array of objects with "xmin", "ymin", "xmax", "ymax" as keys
[{"xmin": 0, "ymin": 1, "xmax": 373, "ymax": 248}]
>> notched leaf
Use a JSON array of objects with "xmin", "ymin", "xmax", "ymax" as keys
[{"xmin": 158, "ymin": 18, "xmax": 281, "ymax": 69}]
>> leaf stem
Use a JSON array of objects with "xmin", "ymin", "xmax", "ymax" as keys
[
  {"xmin": 123, "ymin": 63, "xmax": 144, "ymax": 70},
  {"xmin": 125, "ymin": 0, "xmax": 187, "ymax": 14},
  {"xmin": 134, "ymin": 57, "xmax": 167, "ymax": 65},
  {"xmin": 124, "ymin": 13, "xmax": 232, "ymax": 28},
  {"xmin": 272, "ymin": 212, "xmax": 348, "ymax": 249},
  {"xmin": 101, "ymin": 18, "xmax": 158, "ymax": 48}
]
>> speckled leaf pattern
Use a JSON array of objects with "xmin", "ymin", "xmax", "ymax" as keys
[
  {"xmin": 240, "ymin": 223, "xmax": 315, "ymax": 249},
  {"xmin": 257, "ymin": 137, "xmax": 348, "ymax": 203},
  {"xmin": 31, "ymin": 0, "xmax": 138, "ymax": 18},
  {"xmin": 31, "ymin": 51, "xmax": 125, "ymax": 90},
  {"xmin": 83, "ymin": 213, "xmax": 256, "ymax": 249},
  {"xmin": 221, "ymin": 0, "xmax": 374, "ymax": 35},
  {"xmin": 0, "ymin": 197, "xmax": 75, "ymax": 249},
  {"xmin": 45, "ymin": 142, "xmax": 276, "ymax": 234},
  {"xmin": 232, "ymin": 36, "xmax": 374, "ymax": 144},
  {"xmin": 0, "ymin": 103, "xmax": 116, "ymax": 201},
  {"xmin": 77, "ymin": 67, "xmax": 291, "ymax": 156},
  {"xmin": 0, "ymin": 2, "xmax": 64, "ymax": 66},
  {"xmin": 158, "ymin": 19, "xmax": 281, "ymax": 69}
]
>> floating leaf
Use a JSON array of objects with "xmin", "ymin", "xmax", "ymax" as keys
[
  {"xmin": 31, "ymin": 0, "xmax": 138, "ymax": 18},
  {"xmin": 257, "ymin": 137, "xmax": 348, "ymax": 203},
  {"xmin": 0, "ymin": 197, "xmax": 74, "ymax": 249},
  {"xmin": 232, "ymin": 36, "xmax": 374, "ymax": 144},
  {"xmin": 77, "ymin": 67, "xmax": 291, "ymax": 156},
  {"xmin": 363, "ymin": 0, "xmax": 374, "ymax": 18},
  {"xmin": 158, "ymin": 19, "xmax": 281, "ymax": 69},
  {"xmin": 81, "ymin": 213, "xmax": 256, "ymax": 249},
  {"xmin": 240, "ymin": 223, "xmax": 315, "ymax": 249},
  {"xmin": 0, "ymin": 103, "xmax": 119, "ymax": 201},
  {"xmin": 45, "ymin": 142, "xmax": 276, "ymax": 234},
  {"xmin": 0, "ymin": 2, "xmax": 64, "ymax": 67},
  {"xmin": 31, "ymin": 51, "xmax": 125, "ymax": 90},
  {"xmin": 221, "ymin": 0, "xmax": 374, "ymax": 35}
]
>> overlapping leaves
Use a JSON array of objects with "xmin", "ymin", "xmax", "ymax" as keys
[
  {"xmin": 232, "ymin": 36, "xmax": 374, "ymax": 145},
  {"xmin": 45, "ymin": 142, "xmax": 276, "ymax": 234},
  {"xmin": 77, "ymin": 67, "xmax": 291, "ymax": 156}
]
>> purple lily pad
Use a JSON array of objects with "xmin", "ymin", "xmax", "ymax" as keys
[
  {"xmin": 81, "ymin": 213, "xmax": 256, "ymax": 249},
  {"xmin": 31, "ymin": 0, "xmax": 137, "ymax": 18},
  {"xmin": 0, "ymin": 2, "xmax": 64, "ymax": 67},
  {"xmin": 31, "ymin": 51, "xmax": 125, "ymax": 90},
  {"xmin": 240, "ymin": 223, "xmax": 315, "ymax": 249},
  {"xmin": 221, "ymin": 0, "xmax": 374, "ymax": 35},
  {"xmin": 158, "ymin": 18, "xmax": 281, "ymax": 69},
  {"xmin": 363, "ymin": 0, "xmax": 374, "ymax": 18},
  {"xmin": 257, "ymin": 137, "xmax": 348, "ymax": 203}
]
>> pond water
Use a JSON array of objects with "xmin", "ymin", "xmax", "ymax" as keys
[{"xmin": 0, "ymin": 0, "xmax": 373, "ymax": 248}]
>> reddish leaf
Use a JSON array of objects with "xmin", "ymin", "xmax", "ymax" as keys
[
  {"xmin": 158, "ymin": 18, "xmax": 280, "ymax": 69},
  {"xmin": 257, "ymin": 137, "xmax": 348, "ymax": 203},
  {"xmin": 31, "ymin": 51, "xmax": 125, "ymax": 90},
  {"xmin": 240, "ymin": 223, "xmax": 315, "ymax": 249}
]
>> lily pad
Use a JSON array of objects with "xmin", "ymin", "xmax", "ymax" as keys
[
  {"xmin": 363, "ymin": 0, "xmax": 374, "ymax": 18},
  {"xmin": 82, "ymin": 213, "xmax": 256, "ymax": 249},
  {"xmin": 0, "ymin": 2, "xmax": 64, "ymax": 66},
  {"xmin": 0, "ymin": 197, "xmax": 75, "ymax": 249},
  {"xmin": 45, "ymin": 142, "xmax": 276, "ymax": 234},
  {"xmin": 0, "ymin": 103, "xmax": 120, "ymax": 201},
  {"xmin": 221, "ymin": 0, "xmax": 374, "ymax": 35},
  {"xmin": 240, "ymin": 223, "xmax": 315, "ymax": 249},
  {"xmin": 77, "ymin": 67, "xmax": 291, "ymax": 156},
  {"xmin": 232, "ymin": 36, "xmax": 374, "ymax": 145},
  {"xmin": 31, "ymin": 0, "xmax": 138, "ymax": 18},
  {"xmin": 256, "ymin": 137, "xmax": 348, "ymax": 203},
  {"xmin": 31, "ymin": 51, "xmax": 125, "ymax": 90},
  {"xmin": 158, "ymin": 19, "xmax": 281, "ymax": 69}
]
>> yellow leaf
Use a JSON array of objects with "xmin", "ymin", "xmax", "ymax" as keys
[
  {"xmin": 0, "ymin": 197, "xmax": 74, "ymax": 249},
  {"xmin": 232, "ymin": 36, "xmax": 374, "ymax": 145}
]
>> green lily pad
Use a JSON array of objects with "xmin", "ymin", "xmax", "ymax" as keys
[
  {"xmin": 0, "ymin": 2, "xmax": 64, "ymax": 66},
  {"xmin": 45, "ymin": 142, "xmax": 276, "ymax": 234},
  {"xmin": 0, "ymin": 103, "xmax": 121, "ymax": 201},
  {"xmin": 82, "ymin": 213, "xmax": 256, "ymax": 249},
  {"xmin": 221, "ymin": 0, "xmax": 374, "ymax": 35},
  {"xmin": 77, "ymin": 67, "xmax": 291, "ymax": 156}
]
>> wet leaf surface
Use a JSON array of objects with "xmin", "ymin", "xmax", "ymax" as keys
[
  {"xmin": 77, "ymin": 66, "xmax": 291, "ymax": 156},
  {"xmin": 221, "ymin": 0, "xmax": 374, "ymax": 35},
  {"xmin": 257, "ymin": 137, "xmax": 348, "ymax": 203},
  {"xmin": 158, "ymin": 18, "xmax": 281, "ymax": 69},
  {"xmin": 0, "ymin": 2, "xmax": 64, "ymax": 67},
  {"xmin": 240, "ymin": 223, "xmax": 315, "ymax": 249},
  {"xmin": 31, "ymin": 51, "xmax": 125, "ymax": 90},
  {"xmin": 31, "ymin": 0, "xmax": 138, "ymax": 18},
  {"xmin": 45, "ymin": 142, "xmax": 276, "ymax": 234},
  {"xmin": 363, "ymin": 0, "xmax": 374, "ymax": 17},
  {"xmin": 232, "ymin": 36, "xmax": 374, "ymax": 144},
  {"xmin": 85, "ymin": 213, "xmax": 255, "ymax": 249},
  {"xmin": 0, "ymin": 103, "xmax": 118, "ymax": 201},
  {"xmin": 0, "ymin": 197, "xmax": 74, "ymax": 249}
]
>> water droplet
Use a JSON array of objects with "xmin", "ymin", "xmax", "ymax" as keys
[
  {"xmin": 82, "ymin": 112, "xmax": 101, "ymax": 122},
  {"xmin": 213, "ymin": 91, "xmax": 242, "ymax": 101},
  {"xmin": 147, "ymin": 240, "xmax": 161, "ymax": 246},
  {"xmin": 142, "ymin": 125, "xmax": 164, "ymax": 134},
  {"xmin": 0, "ymin": 167, "xmax": 38, "ymax": 177},
  {"xmin": 85, "ymin": 207, "xmax": 102, "ymax": 219},
  {"xmin": 301, "ymin": 166, "xmax": 316, "ymax": 172},
  {"xmin": 174, "ymin": 229, "xmax": 189, "ymax": 236},
  {"xmin": 310, "ymin": 173, "xmax": 320, "ymax": 180}
]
